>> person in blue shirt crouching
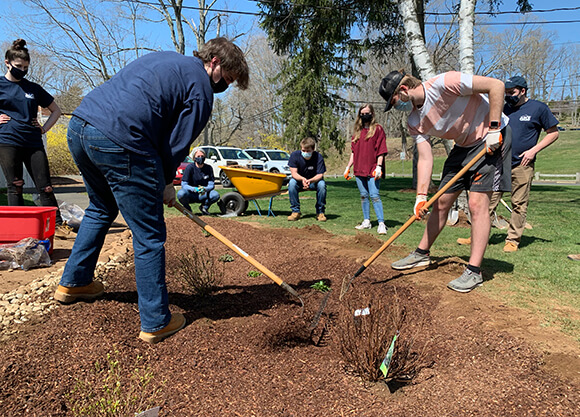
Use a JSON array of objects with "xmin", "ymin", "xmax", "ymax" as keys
[{"xmin": 178, "ymin": 148, "xmax": 222, "ymax": 215}]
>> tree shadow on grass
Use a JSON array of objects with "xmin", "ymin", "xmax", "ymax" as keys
[{"xmin": 489, "ymin": 233, "xmax": 552, "ymax": 249}]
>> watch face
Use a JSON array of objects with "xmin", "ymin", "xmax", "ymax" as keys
[{"xmin": 490, "ymin": 122, "xmax": 500, "ymax": 129}]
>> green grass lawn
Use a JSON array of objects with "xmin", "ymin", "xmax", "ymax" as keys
[{"xmin": 381, "ymin": 130, "xmax": 580, "ymax": 177}]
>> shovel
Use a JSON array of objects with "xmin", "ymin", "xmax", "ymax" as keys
[
  {"xmin": 446, "ymin": 199, "xmax": 459, "ymax": 225},
  {"xmin": 340, "ymin": 147, "xmax": 488, "ymax": 299},
  {"xmin": 173, "ymin": 202, "xmax": 305, "ymax": 309},
  {"xmin": 499, "ymin": 198, "xmax": 532, "ymax": 229}
]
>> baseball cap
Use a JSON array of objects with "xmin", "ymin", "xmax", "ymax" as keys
[
  {"xmin": 379, "ymin": 70, "xmax": 405, "ymax": 111},
  {"xmin": 505, "ymin": 75, "xmax": 527, "ymax": 89}
]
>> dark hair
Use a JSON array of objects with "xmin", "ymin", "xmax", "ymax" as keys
[
  {"xmin": 5, "ymin": 39, "xmax": 30, "ymax": 63},
  {"xmin": 193, "ymin": 37, "xmax": 249, "ymax": 90}
]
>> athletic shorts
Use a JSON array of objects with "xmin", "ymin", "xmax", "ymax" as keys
[{"xmin": 440, "ymin": 125, "xmax": 512, "ymax": 194}]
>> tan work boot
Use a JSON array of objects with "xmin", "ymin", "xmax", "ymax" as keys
[
  {"xmin": 139, "ymin": 313, "xmax": 186, "ymax": 344},
  {"xmin": 54, "ymin": 281, "xmax": 105, "ymax": 303},
  {"xmin": 503, "ymin": 241, "xmax": 518, "ymax": 252},
  {"xmin": 317, "ymin": 213, "xmax": 327, "ymax": 222},
  {"xmin": 287, "ymin": 212, "xmax": 301, "ymax": 221},
  {"xmin": 456, "ymin": 236, "xmax": 471, "ymax": 246},
  {"xmin": 55, "ymin": 222, "xmax": 76, "ymax": 240}
]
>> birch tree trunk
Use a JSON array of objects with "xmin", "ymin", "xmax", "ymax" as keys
[
  {"xmin": 457, "ymin": 0, "xmax": 477, "ymax": 216},
  {"xmin": 399, "ymin": 0, "xmax": 436, "ymax": 80},
  {"xmin": 459, "ymin": 0, "xmax": 476, "ymax": 75}
]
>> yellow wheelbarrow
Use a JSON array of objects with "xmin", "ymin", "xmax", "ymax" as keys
[{"xmin": 218, "ymin": 166, "xmax": 288, "ymax": 217}]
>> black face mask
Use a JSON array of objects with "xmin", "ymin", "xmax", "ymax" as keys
[
  {"xmin": 194, "ymin": 156, "xmax": 205, "ymax": 165},
  {"xmin": 9, "ymin": 65, "xmax": 27, "ymax": 80},
  {"xmin": 360, "ymin": 114, "xmax": 372, "ymax": 124},
  {"xmin": 210, "ymin": 76, "xmax": 228, "ymax": 94},
  {"xmin": 505, "ymin": 94, "xmax": 521, "ymax": 107}
]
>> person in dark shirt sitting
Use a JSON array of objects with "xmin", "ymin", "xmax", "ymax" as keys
[{"xmin": 177, "ymin": 148, "xmax": 222, "ymax": 215}]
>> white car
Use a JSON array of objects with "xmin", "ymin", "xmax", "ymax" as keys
[
  {"xmin": 191, "ymin": 146, "xmax": 265, "ymax": 187},
  {"xmin": 244, "ymin": 148, "xmax": 291, "ymax": 178}
]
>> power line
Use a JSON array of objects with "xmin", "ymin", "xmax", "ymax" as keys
[
  {"xmin": 426, "ymin": 19, "xmax": 580, "ymax": 26},
  {"xmin": 425, "ymin": 6, "xmax": 580, "ymax": 16},
  {"xmin": 135, "ymin": 1, "xmax": 580, "ymax": 27}
]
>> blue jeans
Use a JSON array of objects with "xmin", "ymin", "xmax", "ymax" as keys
[
  {"xmin": 177, "ymin": 188, "xmax": 220, "ymax": 211},
  {"xmin": 355, "ymin": 176, "xmax": 384, "ymax": 223},
  {"xmin": 60, "ymin": 116, "xmax": 171, "ymax": 333},
  {"xmin": 288, "ymin": 178, "xmax": 326, "ymax": 214}
]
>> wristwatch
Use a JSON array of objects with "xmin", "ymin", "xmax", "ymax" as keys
[{"xmin": 489, "ymin": 121, "xmax": 500, "ymax": 129}]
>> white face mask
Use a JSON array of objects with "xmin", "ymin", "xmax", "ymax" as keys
[{"xmin": 394, "ymin": 99, "xmax": 413, "ymax": 112}]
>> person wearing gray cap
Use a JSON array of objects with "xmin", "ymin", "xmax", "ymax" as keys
[
  {"xmin": 457, "ymin": 75, "xmax": 559, "ymax": 252},
  {"xmin": 492, "ymin": 75, "xmax": 559, "ymax": 252},
  {"xmin": 378, "ymin": 70, "xmax": 511, "ymax": 293}
]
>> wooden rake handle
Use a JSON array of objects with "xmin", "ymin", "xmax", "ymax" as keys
[{"xmin": 173, "ymin": 202, "xmax": 304, "ymax": 307}]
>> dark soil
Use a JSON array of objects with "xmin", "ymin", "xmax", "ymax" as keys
[{"xmin": 1, "ymin": 217, "xmax": 579, "ymax": 416}]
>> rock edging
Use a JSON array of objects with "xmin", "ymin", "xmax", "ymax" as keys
[{"xmin": 0, "ymin": 230, "xmax": 133, "ymax": 337}]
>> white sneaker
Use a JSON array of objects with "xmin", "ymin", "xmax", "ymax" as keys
[
  {"xmin": 377, "ymin": 222, "xmax": 388, "ymax": 235},
  {"xmin": 355, "ymin": 219, "xmax": 372, "ymax": 230}
]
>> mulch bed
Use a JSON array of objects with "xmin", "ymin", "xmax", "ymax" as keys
[{"xmin": 0, "ymin": 217, "xmax": 578, "ymax": 416}]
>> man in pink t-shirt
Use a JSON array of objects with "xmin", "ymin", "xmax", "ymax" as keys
[{"xmin": 379, "ymin": 70, "xmax": 511, "ymax": 293}]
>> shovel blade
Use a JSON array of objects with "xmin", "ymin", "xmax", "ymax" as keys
[{"xmin": 446, "ymin": 209, "xmax": 459, "ymax": 226}]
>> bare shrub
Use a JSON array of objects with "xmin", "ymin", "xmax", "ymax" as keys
[
  {"xmin": 337, "ymin": 286, "xmax": 429, "ymax": 383},
  {"xmin": 46, "ymin": 123, "xmax": 78, "ymax": 175},
  {"xmin": 176, "ymin": 247, "xmax": 223, "ymax": 296}
]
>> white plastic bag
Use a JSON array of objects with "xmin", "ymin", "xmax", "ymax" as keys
[
  {"xmin": 58, "ymin": 200, "xmax": 85, "ymax": 231},
  {"xmin": 0, "ymin": 238, "xmax": 51, "ymax": 271}
]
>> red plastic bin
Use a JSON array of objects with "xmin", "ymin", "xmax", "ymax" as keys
[{"xmin": 0, "ymin": 206, "xmax": 57, "ymax": 254}]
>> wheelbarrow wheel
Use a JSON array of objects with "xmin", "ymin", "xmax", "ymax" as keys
[
  {"xmin": 222, "ymin": 192, "xmax": 248, "ymax": 216},
  {"xmin": 220, "ymin": 170, "xmax": 232, "ymax": 187}
]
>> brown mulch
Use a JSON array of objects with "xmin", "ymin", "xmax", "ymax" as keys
[{"xmin": 0, "ymin": 217, "xmax": 579, "ymax": 416}]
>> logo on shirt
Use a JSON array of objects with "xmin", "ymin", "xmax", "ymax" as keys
[
  {"xmin": 519, "ymin": 114, "xmax": 531, "ymax": 122},
  {"xmin": 25, "ymin": 93, "xmax": 35, "ymax": 99}
]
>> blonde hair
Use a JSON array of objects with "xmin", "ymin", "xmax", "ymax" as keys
[{"xmin": 352, "ymin": 104, "xmax": 377, "ymax": 143}]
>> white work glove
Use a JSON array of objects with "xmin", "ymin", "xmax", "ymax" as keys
[
  {"xmin": 373, "ymin": 165, "xmax": 382, "ymax": 180},
  {"xmin": 485, "ymin": 129, "xmax": 503, "ymax": 154},
  {"xmin": 343, "ymin": 166, "xmax": 352, "ymax": 180},
  {"xmin": 414, "ymin": 194, "xmax": 428, "ymax": 219},
  {"xmin": 163, "ymin": 184, "xmax": 176, "ymax": 207}
]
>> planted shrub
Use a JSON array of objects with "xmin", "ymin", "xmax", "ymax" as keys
[
  {"xmin": 176, "ymin": 247, "xmax": 223, "ymax": 296},
  {"xmin": 337, "ymin": 286, "xmax": 429, "ymax": 383}
]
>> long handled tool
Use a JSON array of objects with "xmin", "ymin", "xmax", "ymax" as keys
[
  {"xmin": 340, "ymin": 147, "xmax": 488, "ymax": 299},
  {"xmin": 499, "ymin": 198, "xmax": 532, "ymax": 229},
  {"xmin": 174, "ymin": 202, "xmax": 305, "ymax": 309}
]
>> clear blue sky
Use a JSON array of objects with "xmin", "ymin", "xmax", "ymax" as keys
[{"xmin": 1, "ymin": 1, "xmax": 578, "ymax": 48}]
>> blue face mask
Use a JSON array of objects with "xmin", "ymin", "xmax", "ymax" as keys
[
  {"xmin": 194, "ymin": 156, "xmax": 205, "ymax": 165},
  {"xmin": 394, "ymin": 99, "xmax": 413, "ymax": 112},
  {"xmin": 301, "ymin": 151, "xmax": 312, "ymax": 159}
]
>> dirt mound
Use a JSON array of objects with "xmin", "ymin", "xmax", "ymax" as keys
[{"xmin": 0, "ymin": 217, "xmax": 579, "ymax": 416}]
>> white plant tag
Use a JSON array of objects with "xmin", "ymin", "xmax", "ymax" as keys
[{"xmin": 354, "ymin": 307, "xmax": 370, "ymax": 317}]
